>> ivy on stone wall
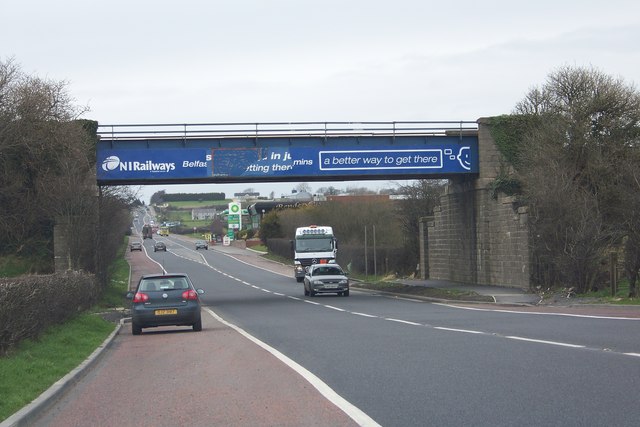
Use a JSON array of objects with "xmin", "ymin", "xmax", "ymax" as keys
[
  {"xmin": 486, "ymin": 115, "xmax": 536, "ymax": 199},
  {"xmin": 487, "ymin": 114, "xmax": 534, "ymax": 167},
  {"xmin": 488, "ymin": 172, "xmax": 522, "ymax": 199}
]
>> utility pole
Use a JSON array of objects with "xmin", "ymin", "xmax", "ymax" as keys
[
  {"xmin": 364, "ymin": 226, "xmax": 368, "ymax": 278},
  {"xmin": 373, "ymin": 225, "xmax": 377, "ymax": 277}
]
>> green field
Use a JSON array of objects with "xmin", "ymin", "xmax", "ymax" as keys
[
  {"xmin": 156, "ymin": 200, "xmax": 231, "ymax": 229},
  {"xmin": 163, "ymin": 200, "xmax": 230, "ymax": 209},
  {"xmin": 160, "ymin": 210, "xmax": 211, "ymax": 228}
]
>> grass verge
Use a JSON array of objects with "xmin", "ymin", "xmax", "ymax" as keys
[
  {"xmin": 96, "ymin": 249, "xmax": 130, "ymax": 310},
  {"xmin": 352, "ymin": 281, "xmax": 495, "ymax": 302},
  {"xmin": 576, "ymin": 280, "xmax": 640, "ymax": 305},
  {"xmin": 258, "ymin": 251, "xmax": 493, "ymax": 302},
  {"xmin": 0, "ymin": 240, "xmax": 130, "ymax": 422},
  {"xmin": 0, "ymin": 255, "xmax": 49, "ymax": 277},
  {"xmin": 0, "ymin": 314, "xmax": 116, "ymax": 421}
]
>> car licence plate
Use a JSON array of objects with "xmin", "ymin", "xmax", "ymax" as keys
[
  {"xmin": 155, "ymin": 309, "xmax": 177, "ymax": 315},
  {"xmin": 324, "ymin": 284, "xmax": 338, "ymax": 289}
]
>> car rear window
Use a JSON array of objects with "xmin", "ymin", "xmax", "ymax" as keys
[
  {"xmin": 139, "ymin": 277, "xmax": 189, "ymax": 291},
  {"xmin": 316, "ymin": 267, "xmax": 342, "ymax": 275}
]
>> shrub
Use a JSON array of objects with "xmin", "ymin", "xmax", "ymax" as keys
[{"xmin": 0, "ymin": 272, "xmax": 98, "ymax": 355}]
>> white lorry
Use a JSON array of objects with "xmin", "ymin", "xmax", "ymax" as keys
[{"xmin": 292, "ymin": 225, "xmax": 337, "ymax": 282}]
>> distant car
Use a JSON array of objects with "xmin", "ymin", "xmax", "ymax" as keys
[
  {"xmin": 153, "ymin": 241, "xmax": 167, "ymax": 252},
  {"xmin": 130, "ymin": 242, "xmax": 143, "ymax": 252},
  {"xmin": 195, "ymin": 240, "xmax": 208, "ymax": 250},
  {"xmin": 304, "ymin": 263, "xmax": 350, "ymax": 297},
  {"xmin": 126, "ymin": 273, "xmax": 205, "ymax": 335}
]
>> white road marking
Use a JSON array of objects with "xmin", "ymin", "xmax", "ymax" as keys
[
  {"xmin": 388, "ymin": 296, "xmax": 424, "ymax": 303},
  {"xmin": 203, "ymin": 307, "xmax": 381, "ymax": 427},
  {"xmin": 386, "ymin": 318, "xmax": 421, "ymax": 326},
  {"xmin": 433, "ymin": 303, "xmax": 640, "ymax": 321},
  {"xmin": 147, "ymin": 244, "xmax": 640, "ymax": 359},
  {"xmin": 352, "ymin": 312, "xmax": 378, "ymax": 318},
  {"xmin": 505, "ymin": 336, "xmax": 585, "ymax": 348},
  {"xmin": 434, "ymin": 327, "xmax": 485, "ymax": 335}
]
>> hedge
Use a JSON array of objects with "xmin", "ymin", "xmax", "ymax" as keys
[{"xmin": 0, "ymin": 272, "xmax": 98, "ymax": 355}]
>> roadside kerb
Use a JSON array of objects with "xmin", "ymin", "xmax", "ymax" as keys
[{"xmin": 0, "ymin": 320, "xmax": 124, "ymax": 427}]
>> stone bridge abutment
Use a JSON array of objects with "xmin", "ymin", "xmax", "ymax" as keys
[{"xmin": 421, "ymin": 117, "xmax": 531, "ymax": 289}]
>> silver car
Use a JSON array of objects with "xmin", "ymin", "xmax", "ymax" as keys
[{"xmin": 303, "ymin": 263, "xmax": 349, "ymax": 297}]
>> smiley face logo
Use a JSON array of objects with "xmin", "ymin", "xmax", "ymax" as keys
[{"xmin": 456, "ymin": 147, "xmax": 472, "ymax": 170}]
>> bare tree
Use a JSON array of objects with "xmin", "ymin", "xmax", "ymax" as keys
[
  {"xmin": 295, "ymin": 182, "xmax": 312, "ymax": 193},
  {"xmin": 395, "ymin": 180, "xmax": 446, "ymax": 272},
  {"xmin": 0, "ymin": 58, "xmax": 87, "ymax": 261},
  {"xmin": 515, "ymin": 65, "xmax": 640, "ymax": 293},
  {"xmin": 315, "ymin": 186, "xmax": 342, "ymax": 196},
  {"xmin": 0, "ymin": 58, "xmax": 133, "ymax": 283}
]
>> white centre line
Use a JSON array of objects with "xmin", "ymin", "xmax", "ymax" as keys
[
  {"xmin": 160, "ymin": 247, "xmax": 640, "ymax": 359},
  {"xmin": 506, "ymin": 336, "xmax": 585, "ymax": 348},
  {"xmin": 352, "ymin": 312, "xmax": 377, "ymax": 318},
  {"xmin": 434, "ymin": 327, "xmax": 485, "ymax": 334},
  {"xmin": 386, "ymin": 318, "xmax": 422, "ymax": 326}
]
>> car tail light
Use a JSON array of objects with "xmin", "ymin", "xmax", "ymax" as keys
[
  {"xmin": 182, "ymin": 290, "xmax": 199, "ymax": 300},
  {"xmin": 133, "ymin": 292, "xmax": 149, "ymax": 303}
]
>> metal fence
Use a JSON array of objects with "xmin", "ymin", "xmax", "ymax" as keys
[{"xmin": 97, "ymin": 120, "xmax": 478, "ymax": 140}]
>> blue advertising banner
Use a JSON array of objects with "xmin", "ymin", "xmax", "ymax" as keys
[
  {"xmin": 97, "ymin": 140, "xmax": 477, "ymax": 183},
  {"xmin": 211, "ymin": 144, "xmax": 477, "ymax": 178},
  {"xmin": 98, "ymin": 149, "xmax": 211, "ymax": 182}
]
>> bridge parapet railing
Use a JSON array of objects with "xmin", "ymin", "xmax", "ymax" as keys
[{"xmin": 97, "ymin": 121, "xmax": 478, "ymax": 140}]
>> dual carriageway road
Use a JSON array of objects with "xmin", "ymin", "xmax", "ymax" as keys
[{"xmin": 30, "ymin": 234, "xmax": 640, "ymax": 427}]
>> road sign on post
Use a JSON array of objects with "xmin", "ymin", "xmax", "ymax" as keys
[{"xmin": 228, "ymin": 202, "xmax": 241, "ymax": 231}]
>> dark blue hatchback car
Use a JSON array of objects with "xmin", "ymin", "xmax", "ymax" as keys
[{"xmin": 127, "ymin": 273, "xmax": 205, "ymax": 335}]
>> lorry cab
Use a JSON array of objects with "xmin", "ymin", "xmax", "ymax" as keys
[{"xmin": 292, "ymin": 225, "xmax": 337, "ymax": 282}]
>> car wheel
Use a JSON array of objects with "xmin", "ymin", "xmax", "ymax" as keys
[
  {"xmin": 296, "ymin": 277, "xmax": 303, "ymax": 283},
  {"xmin": 309, "ymin": 288, "xmax": 315, "ymax": 297},
  {"xmin": 343, "ymin": 290, "xmax": 350, "ymax": 297},
  {"xmin": 304, "ymin": 287, "xmax": 309, "ymax": 296},
  {"xmin": 132, "ymin": 323, "xmax": 142, "ymax": 335},
  {"xmin": 193, "ymin": 318, "xmax": 202, "ymax": 332}
]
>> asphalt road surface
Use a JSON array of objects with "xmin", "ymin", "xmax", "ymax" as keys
[{"xmin": 33, "ymin": 234, "xmax": 640, "ymax": 426}]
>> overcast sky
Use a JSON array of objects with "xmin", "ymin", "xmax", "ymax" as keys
[{"xmin": 4, "ymin": 0, "xmax": 640, "ymax": 202}]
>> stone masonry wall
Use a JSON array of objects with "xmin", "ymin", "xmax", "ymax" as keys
[
  {"xmin": 426, "ymin": 179, "xmax": 477, "ymax": 283},
  {"xmin": 425, "ymin": 118, "xmax": 531, "ymax": 289},
  {"xmin": 54, "ymin": 221, "xmax": 71, "ymax": 273},
  {"xmin": 474, "ymin": 191, "xmax": 530, "ymax": 288}
]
